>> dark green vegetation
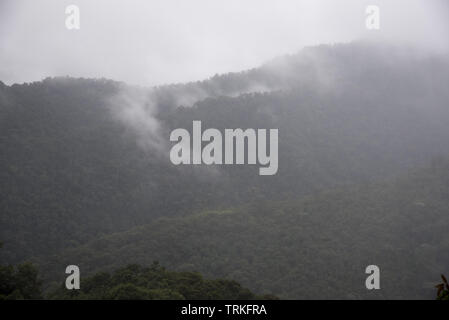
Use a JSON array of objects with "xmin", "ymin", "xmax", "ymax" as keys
[
  {"xmin": 1, "ymin": 41, "xmax": 449, "ymax": 299},
  {"xmin": 40, "ymin": 160, "xmax": 449, "ymax": 299},
  {"xmin": 0, "ymin": 252, "xmax": 265, "ymax": 300},
  {"xmin": 49, "ymin": 263, "xmax": 275, "ymax": 300},
  {"xmin": 0, "ymin": 262, "xmax": 42, "ymax": 300},
  {"xmin": 0, "ymin": 243, "xmax": 42, "ymax": 300}
]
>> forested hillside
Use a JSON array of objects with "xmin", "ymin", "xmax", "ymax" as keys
[
  {"xmin": 0, "ymin": 255, "xmax": 269, "ymax": 300},
  {"xmin": 38, "ymin": 160, "xmax": 449, "ymax": 299},
  {"xmin": 1, "ymin": 41, "xmax": 449, "ymax": 299},
  {"xmin": 48, "ymin": 263, "xmax": 276, "ymax": 300}
]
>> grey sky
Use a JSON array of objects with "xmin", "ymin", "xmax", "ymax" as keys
[{"xmin": 0, "ymin": 0, "xmax": 448, "ymax": 86}]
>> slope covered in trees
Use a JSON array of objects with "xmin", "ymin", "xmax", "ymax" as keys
[
  {"xmin": 0, "ymin": 251, "xmax": 267, "ymax": 300},
  {"xmin": 49, "ymin": 262, "xmax": 276, "ymax": 300},
  {"xmin": 1, "ymin": 41, "xmax": 449, "ymax": 265},
  {"xmin": 1, "ymin": 41, "xmax": 449, "ymax": 299},
  {"xmin": 39, "ymin": 159, "xmax": 449, "ymax": 299}
]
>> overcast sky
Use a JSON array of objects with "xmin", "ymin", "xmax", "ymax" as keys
[{"xmin": 0, "ymin": 0, "xmax": 448, "ymax": 86}]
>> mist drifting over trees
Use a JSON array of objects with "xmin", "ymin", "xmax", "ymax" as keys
[{"xmin": 1, "ymin": 1, "xmax": 449, "ymax": 301}]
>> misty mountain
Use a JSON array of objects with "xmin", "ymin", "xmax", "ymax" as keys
[
  {"xmin": 1, "ymin": 41, "xmax": 449, "ymax": 298},
  {"xmin": 38, "ymin": 158, "xmax": 449, "ymax": 299}
]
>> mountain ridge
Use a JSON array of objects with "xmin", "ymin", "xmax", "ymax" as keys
[{"xmin": 1, "ymin": 41, "xmax": 449, "ymax": 299}]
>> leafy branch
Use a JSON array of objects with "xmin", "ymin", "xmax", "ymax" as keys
[{"xmin": 436, "ymin": 274, "xmax": 449, "ymax": 300}]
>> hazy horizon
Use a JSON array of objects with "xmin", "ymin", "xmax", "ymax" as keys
[{"xmin": 1, "ymin": 0, "xmax": 448, "ymax": 86}]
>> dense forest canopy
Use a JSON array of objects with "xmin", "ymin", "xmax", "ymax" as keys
[
  {"xmin": 1, "ymin": 41, "xmax": 448, "ymax": 299},
  {"xmin": 0, "ymin": 256, "xmax": 271, "ymax": 300},
  {"xmin": 37, "ymin": 160, "xmax": 449, "ymax": 299}
]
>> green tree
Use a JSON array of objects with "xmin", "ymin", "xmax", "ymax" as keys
[{"xmin": 0, "ymin": 263, "xmax": 42, "ymax": 299}]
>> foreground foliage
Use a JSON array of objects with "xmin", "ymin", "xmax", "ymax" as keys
[
  {"xmin": 436, "ymin": 275, "xmax": 449, "ymax": 300},
  {"xmin": 49, "ymin": 262, "xmax": 274, "ymax": 300},
  {"xmin": 0, "ymin": 242, "xmax": 42, "ymax": 300}
]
